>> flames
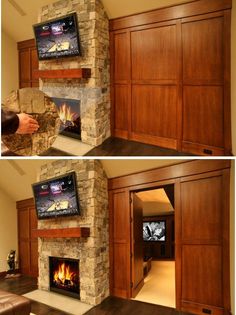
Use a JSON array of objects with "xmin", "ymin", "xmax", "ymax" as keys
[
  {"xmin": 53, "ymin": 262, "xmax": 76, "ymax": 286},
  {"xmin": 58, "ymin": 103, "xmax": 78, "ymax": 126}
]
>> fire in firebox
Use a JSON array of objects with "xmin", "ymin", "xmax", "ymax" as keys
[
  {"xmin": 49, "ymin": 257, "xmax": 80, "ymax": 299},
  {"xmin": 51, "ymin": 97, "xmax": 81, "ymax": 140}
]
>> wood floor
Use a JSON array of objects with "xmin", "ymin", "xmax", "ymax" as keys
[
  {"xmin": 0, "ymin": 275, "xmax": 193, "ymax": 315},
  {"xmin": 85, "ymin": 137, "xmax": 193, "ymax": 156}
]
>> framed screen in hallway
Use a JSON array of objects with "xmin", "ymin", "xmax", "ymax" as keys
[{"xmin": 143, "ymin": 221, "xmax": 166, "ymax": 241}]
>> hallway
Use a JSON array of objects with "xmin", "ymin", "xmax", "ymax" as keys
[{"xmin": 134, "ymin": 261, "xmax": 175, "ymax": 308}]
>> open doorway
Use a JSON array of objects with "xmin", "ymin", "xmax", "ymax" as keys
[{"xmin": 131, "ymin": 184, "xmax": 175, "ymax": 308}]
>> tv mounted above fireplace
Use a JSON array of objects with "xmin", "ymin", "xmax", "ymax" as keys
[
  {"xmin": 32, "ymin": 172, "xmax": 80, "ymax": 220},
  {"xmin": 33, "ymin": 13, "xmax": 81, "ymax": 60}
]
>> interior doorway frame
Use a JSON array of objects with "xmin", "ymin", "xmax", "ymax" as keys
[{"xmin": 130, "ymin": 178, "xmax": 179, "ymax": 307}]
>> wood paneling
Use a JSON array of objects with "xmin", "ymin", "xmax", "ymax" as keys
[
  {"xmin": 110, "ymin": 0, "xmax": 232, "ymax": 155},
  {"xmin": 114, "ymin": 85, "xmax": 129, "ymax": 133},
  {"xmin": 18, "ymin": 39, "xmax": 39, "ymax": 88},
  {"xmin": 183, "ymin": 86, "xmax": 224, "ymax": 148},
  {"xmin": 109, "ymin": 0, "xmax": 232, "ymax": 31},
  {"xmin": 17, "ymin": 198, "xmax": 38, "ymax": 277},
  {"xmin": 131, "ymin": 85, "xmax": 177, "ymax": 140},
  {"xmin": 131, "ymin": 25, "xmax": 177, "ymax": 80},
  {"xmin": 182, "ymin": 245, "xmax": 222, "ymax": 306},
  {"xmin": 181, "ymin": 176, "xmax": 222, "ymax": 242},
  {"xmin": 110, "ymin": 190, "xmax": 131, "ymax": 298},
  {"xmin": 182, "ymin": 16, "xmax": 223, "ymax": 82},
  {"xmin": 109, "ymin": 161, "xmax": 231, "ymax": 315},
  {"xmin": 131, "ymin": 194, "xmax": 144, "ymax": 297},
  {"xmin": 114, "ymin": 32, "xmax": 130, "ymax": 81}
]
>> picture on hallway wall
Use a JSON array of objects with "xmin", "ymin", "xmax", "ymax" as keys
[{"xmin": 143, "ymin": 221, "xmax": 166, "ymax": 241}]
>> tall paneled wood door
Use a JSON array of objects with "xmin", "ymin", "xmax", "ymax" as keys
[
  {"xmin": 109, "ymin": 189, "xmax": 131, "ymax": 298},
  {"xmin": 17, "ymin": 198, "xmax": 38, "ymax": 277},
  {"xmin": 175, "ymin": 170, "xmax": 230, "ymax": 315}
]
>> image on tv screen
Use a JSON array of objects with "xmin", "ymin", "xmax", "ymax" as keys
[
  {"xmin": 32, "ymin": 172, "xmax": 80, "ymax": 219},
  {"xmin": 33, "ymin": 13, "xmax": 81, "ymax": 60},
  {"xmin": 143, "ymin": 221, "xmax": 166, "ymax": 241}
]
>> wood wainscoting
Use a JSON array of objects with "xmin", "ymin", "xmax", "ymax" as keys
[
  {"xmin": 108, "ymin": 160, "xmax": 231, "ymax": 315},
  {"xmin": 16, "ymin": 198, "xmax": 38, "ymax": 277},
  {"xmin": 110, "ymin": 0, "xmax": 232, "ymax": 156}
]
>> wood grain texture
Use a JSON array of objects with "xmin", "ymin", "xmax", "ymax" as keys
[
  {"xmin": 131, "ymin": 24, "xmax": 177, "ymax": 80},
  {"xmin": 17, "ymin": 199, "xmax": 38, "ymax": 277},
  {"xmin": 32, "ymin": 227, "xmax": 90, "ymax": 238},
  {"xmin": 182, "ymin": 16, "xmax": 224, "ymax": 82},
  {"xmin": 108, "ymin": 160, "xmax": 231, "ymax": 190},
  {"xmin": 109, "ymin": 0, "xmax": 232, "ymax": 31},
  {"xmin": 33, "ymin": 68, "xmax": 91, "ymax": 79},
  {"xmin": 131, "ymin": 85, "xmax": 177, "ymax": 139},
  {"xmin": 114, "ymin": 85, "xmax": 129, "ymax": 133},
  {"xmin": 183, "ymin": 86, "xmax": 224, "ymax": 148},
  {"xmin": 109, "ymin": 0, "xmax": 232, "ymax": 155}
]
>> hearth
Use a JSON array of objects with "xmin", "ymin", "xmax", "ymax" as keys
[
  {"xmin": 52, "ymin": 98, "xmax": 81, "ymax": 140},
  {"xmin": 49, "ymin": 256, "xmax": 80, "ymax": 299}
]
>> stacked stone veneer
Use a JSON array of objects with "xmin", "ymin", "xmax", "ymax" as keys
[
  {"xmin": 37, "ymin": 160, "xmax": 109, "ymax": 305},
  {"xmin": 39, "ymin": 0, "xmax": 110, "ymax": 146}
]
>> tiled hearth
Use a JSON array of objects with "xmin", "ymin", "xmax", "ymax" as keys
[
  {"xmin": 38, "ymin": 0, "xmax": 110, "ymax": 147},
  {"xmin": 37, "ymin": 160, "xmax": 109, "ymax": 305}
]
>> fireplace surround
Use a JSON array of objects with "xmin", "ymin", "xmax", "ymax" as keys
[
  {"xmin": 38, "ymin": 0, "xmax": 110, "ymax": 147},
  {"xmin": 37, "ymin": 160, "xmax": 109, "ymax": 305}
]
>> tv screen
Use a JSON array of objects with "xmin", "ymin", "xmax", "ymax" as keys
[
  {"xmin": 143, "ymin": 221, "xmax": 166, "ymax": 241},
  {"xmin": 32, "ymin": 172, "xmax": 80, "ymax": 220},
  {"xmin": 33, "ymin": 13, "xmax": 81, "ymax": 60}
]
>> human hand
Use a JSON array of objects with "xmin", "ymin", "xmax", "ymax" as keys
[{"xmin": 16, "ymin": 113, "xmax": 39, "ymax": 134}]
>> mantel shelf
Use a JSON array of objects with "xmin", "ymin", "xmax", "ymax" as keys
[
  {"xmin": 32, "ymin": 227, "xmax": 90, "ymax": 238},
  {"xmin": 33, "ymin": 68, "xmax": 91, "ymax": 79}
]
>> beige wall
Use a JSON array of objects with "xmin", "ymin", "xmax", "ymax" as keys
[
  {"xmin": 0, "ymin": 189, "xmax": 18, "ymax": 273},
  {"xmin": 230, "ymin": 160, "xmax": 235, "ymax": 315},
  {"xmin": 1, "ymin": 30, "xmax": 19, "ymax": 102},
  {"xmin": 232, "ymin": 1, "xmax": 236, "ymax": 155}
]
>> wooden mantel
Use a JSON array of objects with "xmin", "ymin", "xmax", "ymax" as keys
[
  {"xmin": 32, "ymin": 227, "xmax": 90, "ymax": 238},
  {"xmin": 33, "ymin": 68, "xmax": 91, "ymax": 79}
]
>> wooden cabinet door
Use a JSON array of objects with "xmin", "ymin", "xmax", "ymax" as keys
[
  {"xmin": 176, "ymin": 170, "xmax": 230, "ymax": 315},
  {"xmin": 182, "ymin": 13, "xmax": 229, "ymax": 156},
  {"xmin": 17, "ymin": 199, "xmax": 38, "ymax": 277},
  {"xmin": 109, "ymin": 189, "xmax": 131, "ymax": 298},
  {"xmin": 131, "ymin": 194, "xmax": 144, "ymax": 297}
]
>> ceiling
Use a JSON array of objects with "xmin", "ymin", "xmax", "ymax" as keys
[
  {"xmin": 0, "ymin": 159, "xmax": 185, "ymax": 201},
  {"xmin": 137, "ymin": 188, "xmax": 174, "ymax": 216},
  {"xmin": 2, "ymin": 0, "xmax": 193, "ymax": 42}
]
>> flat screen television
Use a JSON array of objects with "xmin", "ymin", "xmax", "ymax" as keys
[
  {"xmin": 143, "ymin": 221, "xmax": 166, "ymax": 242},
  {"xmin": 32, "ymin": 172, "xmax": 80, "ymax": 220},
  {"xmin": 33, "ymin": 13, "xmax": 81, "ymax": 60}
]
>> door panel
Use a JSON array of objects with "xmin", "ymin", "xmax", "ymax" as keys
[
  {"xmin": 178, "ymin": 171, "xmax": 229, "ymax": 314},
  {"xmin": 182, "ymin": 17, "xmax": 223, "ymax": 82},
  {"xmin": 114, "ymin": 32, "xmax": 130, "ymax": 81},
  {"xmin": 183, "ymin": 86, "xmax": 224, "ymax": 148},
  {"xmin": 131, "ymin": 194, "xmax": 144, "ymax": 297},
  {"xmin": 114, "ymin": 85, "xmax": 129, "ymax": 133},
  {"xmin": 111, "ymin": 190, "xmax": 131, "ymax": 298},
  {"xmin": 182, "ymin": 245, "xmax": 222, "ymax": 306},
  {"xmin": 131, "ymin": 25, "xmax": 177, "ymax": 80},
  {"xmin": 131, "ymin": 85, "xmax": 177, "ymax": 139},
  {"xmin": 181, "ymin": 176, "xmax": 222, "ymax": 241}
]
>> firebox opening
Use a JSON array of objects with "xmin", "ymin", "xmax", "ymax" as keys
[
  {"xmin": 49, "ymin": 256, "xmax": 80, "ymax": 299},
  {"xmin": 52, "ymin": 97, "xmax": 81, "ymax": 140}
]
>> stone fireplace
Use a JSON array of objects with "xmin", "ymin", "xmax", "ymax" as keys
[
  {"xmin": 38, "ymin": 0, "xmax": 110, "ymax": 147},
  {"xmin": 49, "ymin": 256, "xmax": 80, "ymax": 299},
  {"xmin": 37, "ymin": 160, "xmax": 109, "ymax": 305}
]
